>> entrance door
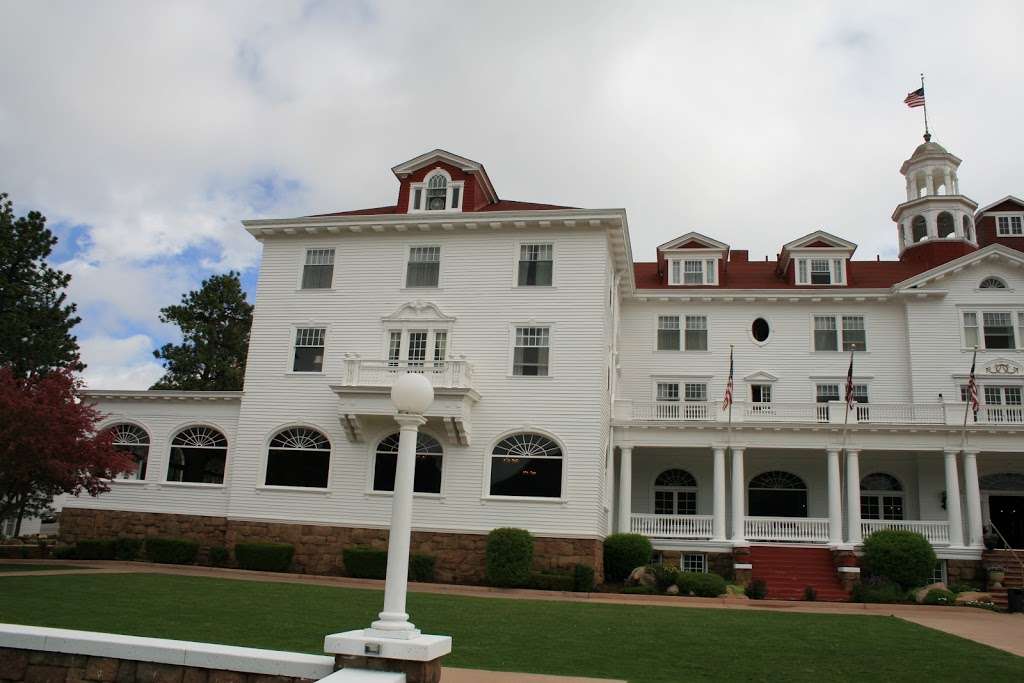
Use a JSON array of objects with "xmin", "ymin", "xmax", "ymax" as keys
[
  {"xmin": 989, "ymin": 496, "xmax": 1024, "ymax": 548},
  {"xmin": 748, "ymin": 470, "xmax": 809, "ymax": 518}
]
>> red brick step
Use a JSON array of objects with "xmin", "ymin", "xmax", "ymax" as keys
[{"xmin": 749, "ymin": 545, "xmax": 849, "ymax": 602}]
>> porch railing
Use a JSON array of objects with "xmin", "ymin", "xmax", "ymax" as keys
[
  {"xmin": 341, "ymin": 357, "xmax": 474, "ymax": 389},
  {"xmin": 861, "ymin": 519, "xmax": 950, "ymax": 545},
  {"xmin": 744, "ymin": 516, "xmax": 830, "ymax": 543},
  {"xmin": 630, "ymin": 513, "xmax": 714, "ymax": 539},
  {"xmin": 620, "ymin": 400, "xmax": 1021, "ymax": 427}
]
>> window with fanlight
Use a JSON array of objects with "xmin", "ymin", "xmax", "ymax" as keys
[
  {"xmin": 653, "ymin": 469, "xmax": 697, "ymax": 516},
  {"xmin": 167, "ymin": 426, "xmax": 228, "ymax": 484},
  {"xmin": 109, "ymin": 423, "xmax": 150, "ymax": 480},
  {"xmin": 489, "ymin": 432, "xmax": 563, "ymax": 498},
  {"xmin": 373, "ymin": 432, "xmax": 443, "ymax": 494},
  {"xmin": 265, "ymin": 427, "xmax": 331, "ymax": 488},
  {"xmin": 408, "ymin": 170, "xmax": 464, "ymax": 213},
  {"xmin": 860, "ymin": 473, "xmax": 904, "ymax": 520}
]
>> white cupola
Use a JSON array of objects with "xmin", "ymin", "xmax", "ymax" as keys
[{"xmin": 892, "ymin": 134, "xmax": 979, "ymax": 258}]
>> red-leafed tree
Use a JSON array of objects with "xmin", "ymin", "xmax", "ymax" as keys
[{"xmin": 0, "ymin": 366, "xmax": 134, "ymax": 536}]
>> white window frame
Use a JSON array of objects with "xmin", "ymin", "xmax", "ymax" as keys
[
  {"xmin": 994, "ymin": 213, "xmax": 1024, "ymax": 237},
  {"xmin": 289, "ymin": 324, "xmax": 327, "ymax": 374},
  {"xmin": 508, "ymin": 323, "xmax": 554, "ymax": 378},
  {"xmin": 298, "ymin": 246, "xmax": 336, "ymax": 290},
  {"xmin": 811, "ymin": 313, "xmax": 867, "ymax": 352},
  {"xmin": 383, "ymin": 327, "xmax": 451, "ymax": 368},
  {"xmin": 667, "ymin": 258, "xmax": 718, "ymax": 286},
  {"xmin": 407, "ymin": 169, "xmax": 465, "ymax": 213},
  {"xmin": 655, "ymin": 315, "xmax": 681, "ymax": 351},
  {"xmin": 653, "ymin": 313, "xmax": 710, "ymax": 351},
  {"xmin": 795, "ymin": 255, "xmax": 847, "ymax": 286},
  {"xmin": 365, "ymin": 427, "xmax": 446, "ymax": 499},
  {"xmin": 480, "ymin": 428, "xmax": 568, "ymax": 503},
  {"xmin": 680, "ymin": 553, "xmax": 707, "ymax": 573},
  {"xmin": 960, "ymin": 307, "xmax": 1023, "ymax": 351},
  {"xmin": 514, "ymin": 241, "xmax": 556, "ymax": 287},
  {"xmin": 403, "ymin": 244, "xmax": 442, "ymax": 289}
]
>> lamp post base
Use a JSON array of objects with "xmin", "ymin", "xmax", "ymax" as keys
[{"xmin": 325, "ymin": 630, "xmax": 451, "ymax": 683}]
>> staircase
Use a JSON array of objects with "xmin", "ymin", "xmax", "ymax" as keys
[
  {"xmin": 749, "ymin": 545, "xmax": 849, "ymax": 602},
  {"xmin": 983, "ymin": 549, "xmax": 1024, "ymax": 610}
]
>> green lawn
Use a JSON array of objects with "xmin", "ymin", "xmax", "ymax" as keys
[
  {"xmin": 0, "ymin": 563, "xmax": 91, "ymax": 572},
  {"xmin": 1, "ymin": 574, "xmax": 1021, "ymax": 682}
]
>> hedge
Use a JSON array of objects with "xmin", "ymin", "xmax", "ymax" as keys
[
  {"xmin": 114, "ymin": 537, "xmax": 142, "ymax": 561},
  {"xmin": 75, "ymin": 539, "xmax": 116, "ymax": 560},
  {"xmin": 485, "ymin": 528, "xmax": 534, "ymax": 587},
  {"xmin": 208, "ymin": 546, "xmax": 229, "ymax": 567},
  {"xmin": 572, "ymin": 563, "xmax": 596, "ymax": 592},
  {"xmin": 528, "ymin": 572, "xmax": 575, "ymax": 591},
  {"xmin": 603, "ymin": 533, "xmax": 652, "ymax": 583},
  {"xmin": 234, "ymin": 543, "xmax": 294, "ymax": 572},
  {"xmin": 145, "ymin": 538, "xmax": 199, "ymax": 565},
  {"xmin": 862, "ymin": 530, "xmax": 936, "ymax": 589},
  {"xmin": 676, "ymin": 571, "xmax": 727, "ymax": 598},
  {"xmin": 341, "ymin": 546, "xmax": 436, "ymax": 582},
  {"xmin": 851, "ymin": 577, "xmax": 906, "ymax": 603}
]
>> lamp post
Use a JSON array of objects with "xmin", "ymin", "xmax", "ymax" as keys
[{"xmin": 324, "ymin": 373, "xmax": 452, "ymax": 683}]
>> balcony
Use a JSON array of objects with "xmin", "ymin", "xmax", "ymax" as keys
[
  {"xmin": 861, "ymin": 519, "xmax": 950, "ymax": 545},
  {"xmin": 331, "ymin": 357, "xmax": 479, "ymax": 446},
  {"xmin": 631, "ymin": 513, "xmax": 714, "ymax": 540},
  {"xmin": 617, "ymin": 400, "xmax": 1023, "ymax": 427}
]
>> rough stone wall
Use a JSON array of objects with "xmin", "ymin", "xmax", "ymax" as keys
[
  {"xmin": 0, "ymin": 648, "xmax": 315, "ymax": 683},
  {"xmin": 59, "ymin": 508, "xmax": 604, "ymax": 585},
  {"xmin": 946, "ymin": 558, "xmax": 983, "ymax": 584}
]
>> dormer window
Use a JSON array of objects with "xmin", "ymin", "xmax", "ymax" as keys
[
  {"xmin": 796, "ymin": 257, "xmax": 846, "ymax": 286},
  {"xmin": 427, "ymin": 174, "xmax": 447, "ymax": 210},
  {"xmin": 408, "ymin": 169, "xmax": 464, "ymax": 213},
  {"xmin": 668, "ymin": 258, "xmax": 717, "ymax": 286},
  {"xmin": 997, "ymin": 215, "xmax": 1024, "ymax": 237}
]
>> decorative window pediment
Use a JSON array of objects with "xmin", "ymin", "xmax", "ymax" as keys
[
  {"xmin": 743, "ymin": 371, "xmax": 779, "ymax": 383},
  {"xmin": 382, "ymin": 300, "xmax": 455, "ymax": 324}
]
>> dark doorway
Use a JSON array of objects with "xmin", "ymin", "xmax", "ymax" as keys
[
  {"xmin": 748, "ymin": 471, "xmax": 809, "ymax": 518},
  {"xmin": 989, "ymin": 496, "xmax": 1024, "ymax": 549}
]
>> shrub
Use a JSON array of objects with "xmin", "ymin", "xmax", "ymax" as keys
[
  {"xmin": 603, "ymin": 533, "xmax": 652, "ymax": 583},
  {"xmin": 145, "ymin": 538, "xmax": 199, "ymax": 565},
  {"xmin": 851, "ymin": 577, "xmax": 906, "ymax": 604},
  {"xmin": 949, "ymin": 580, "xmax": 982, "ymax": 594},
  {"xmin": 114, "ymin": 537, "xmax": 143, "ymax": 561},
  {"xmin": 75, "ymin": 539, "xmax": 116, "ymax": 560},
  {"xmin": 651, "ymin": 564, "xmax": 680, "ymax": 591},
  {"xmin": 621, "ymin": 585, "xmax": 656, "ymax": 595},
  {"xmin": 676, "ymin": 571, "xmax": 727, "ymax": 598},
  {"xmin": 745, "ymin": 579, "xmax": 768, "ymax": 600},
  {"xmin": 485, "ymin": 528, "xmax": 534, "ymax": 587},
  {"xmin": 528, "ymin": 572, "xmax": 575, "ymax": 591},
  {"xmin": 208, "ymin": 546, "xmax": 229, "ymax": 567},
  {"xmin": 53, "ymin": 544, "xmax": 76, "ymax": 560},
  {"xmin": 861, "ymin": 530, "xmax": 936, "ymax": 589},
  {"xmin": 343, "ymin": 546, "xmax": 388, "ymax": 579},
  {"xmin": 409, "ymin": 553, "xmax": 436, "ymax": 582},
  {"xmin": 234, "ymin": 542, "xmax": 293, "ymax": 572},
  {"xmin": 923, "ymin": 588, "xmax": 956, "ymax": 606},
  {"xmin": 803, "ymin": 585, "xmax": 818, "ymax": 601},
  {"xmin": 572, "ymin": 563, "xmax": 596, "ymax": 592}
]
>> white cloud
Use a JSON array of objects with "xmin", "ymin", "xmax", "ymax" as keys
[{"xmin": 79, "ymin": 334, "xmax": 166, "ymax": 390}]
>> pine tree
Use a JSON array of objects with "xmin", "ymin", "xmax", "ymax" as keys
[
  {"xmin": 151, "ymin": 271, "xmax": 253, "ymax": 391},
  {"xmin": 0, "ymin": 193, "xmax": 83, "ymax": 377}
]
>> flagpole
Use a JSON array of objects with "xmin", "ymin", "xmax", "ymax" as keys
[
  {"xmin": 841, "ymin": 349, "xmax": 853, "ymax": 454},
  {"xmin": 920, "ymin": 73, "xmax": 930, "ymax": 139},
  {"xmin": 726, "ymin": 345, "xmax": 734, "ymax": 446},
  {"xmin": 961, "ymin": 348, "xmax": 977, "ymax": 453}
]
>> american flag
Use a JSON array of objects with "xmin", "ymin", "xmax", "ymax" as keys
[
  {"xmin": 967, "ymin": 350, "xmax": 980, "ymax": 416},
  {"xmin": 844, "ymin": 351, "xmax": 856, "ymax": 410},
  {"xmin": 722, "ymin": 346, "xmax": 734, "ymax": 411},
  {"xmin": 904, "ymin": 87, "xmax": 926, "ymax": 108}
]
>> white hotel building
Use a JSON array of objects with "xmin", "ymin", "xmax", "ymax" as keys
[{"xmin": 63, "ymin": 138, "xmax": 1024, "ymax": 599}]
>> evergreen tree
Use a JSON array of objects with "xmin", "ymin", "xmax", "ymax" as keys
[
  {"xmin": 151, "ymin": 271, "xmax": 253, "ymax": 391},
  {"xmin": 0, "ymin": 193, "xmax": 82, "ymax": 377}
]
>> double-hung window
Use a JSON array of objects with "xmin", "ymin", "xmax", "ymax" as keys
[
  {"xmin": 841, "ymin": 316, "xmax": 866, "ymax": 351},
  {"xmin": 518, "ymin": 244, "xmax": 553, "ymax": 286},
  {"xmin": 668, "ymin": 259, "xmax": 717, "ymax": 285},
  {"xmin": 963, "ymin": 310, "xmax": 1019, "ymax": 349},
  {"xmin": 816, "ymin": 383, "xmax": 840, "ymax": 403},
  {"xmin": 302, "ymin": 248, "xmax": 334, "ymax": 289},
  {"xmin": 513, "ymin": 326, "xmax": 550, "ymax": 376},
  {"xmin": 796, "ymin": 257, "xmax": 846, "ymax": 285},
  {"xmin": 814, "ymin": 314, "xmax": 867, "ymax": 351},
  {"xmin": 751, "ymin": 384, "xmax": 772, "ymax": 403},
  {"xmin": 684, "ymin": 315, "xmax": 708, "ymax": 350},
  {"xmin": 293, "ymin": 327, "xmax": 325, "ymax": 372},
  {"xmin": 657, "ymin": 316, "xmax": 680, "ymax": 350},
  {"xmin": 656, "ymin": 315, "xmax": 707, "ymax": 350},
  {"xmin": 997, "ymin": 215, "xmax": 1024, "ymax": 236},
  {"xmin": 810, "ymin": 259, "xmax": 831, "ymax": 284},
  {"xmin": 813, "ymin": 316, "xmax": 838, "ymax": 351},
  {"xmin": 406, "ymin": 246, "xmax": 440, "ymax": 288}
]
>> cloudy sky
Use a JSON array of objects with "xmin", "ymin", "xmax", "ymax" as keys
[{"xmin": 2, "ymin": 1, "xmax": 1022, "ymax": 389}]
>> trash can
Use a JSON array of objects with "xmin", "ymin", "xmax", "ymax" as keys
[{"xmin": 1008, "ymin": 588, "xmax": 1023, "ymax": 614}]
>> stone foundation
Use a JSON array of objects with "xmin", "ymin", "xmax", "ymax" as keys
[
  {"xmin": 59, "ymin": 508, "xmax": 604, "ymax": 584},
  {"xmin": 946, "ymin": 558, "xmax": 984, "ymax": 584},
  {"xmin": 831, "ymin": 548, "xmax": 860, "ymax": 591},
  {"xmin": 732, "ymin": 546, "xmax": 752, "ymax": 585}
]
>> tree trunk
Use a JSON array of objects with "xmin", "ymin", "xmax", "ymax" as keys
[{"xmin": 14, "ymin": 494, "xmax": 26, "ymax": 537}]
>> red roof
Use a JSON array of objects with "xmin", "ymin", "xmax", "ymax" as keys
[
  {"xmin": 634, "ymin": 259, "xmax": 925, "ymax": 290},
  {"xmin": 311, "ymin": 200, "xmax": 573, "ymax": 218}
]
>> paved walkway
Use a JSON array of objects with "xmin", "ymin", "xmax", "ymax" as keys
[{"xmin": 3, "ymin": 559, "xmax": 1022, "ymax": 660}]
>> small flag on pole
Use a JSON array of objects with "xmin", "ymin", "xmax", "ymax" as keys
[
  {"xmin": 904, "ymin": 87, "xmax": 926, "ymax": 108},
  {"xmin": 722, "ymin": 346, "xmax": 734, "ymax": 411},
  {"xmin": 967, "ymin": 350, "xmax": 980, "ymax": 416},
  {"xmin": 844, "ymin": 351, "xmax": 856, "ymax": 410}
]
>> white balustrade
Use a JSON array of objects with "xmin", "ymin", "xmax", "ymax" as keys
[
  {"xmin": 861, "ymin": 519, "xmax": 951, "ymax": 545},
  {"xmin": 342, "ymin": 358, "xmax": 473, "ymax": 389},
  {"xmin": 744, "ymin": 516, "xmax": 830, "ymax": 543},
  {"xmin": 630, "ymin": 513, "xmax": 714, "ymax": 539}
]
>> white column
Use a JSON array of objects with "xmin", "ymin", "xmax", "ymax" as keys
[
  {"xmin": 845, "ymin": 448, "xmax": 862, "ymax": 544},
  {"xmin": 827, "ymin": 448, "xmax": 843, "ymax": 545},
  {"xmin": 944, "ymin": 448, "xmax": 965, "ymax": 547},
  {"xmin": 730, "ymin": 447, "xmax": 746, "ymax": 542},
  {"xmin": 617, "ymin": 447, "xmax": 632, "ymax": 533},
  {"xmin": 712, "ymin": 446, "xmax": 726, "ymax": 541},
  {"xmin": 905, "ymin": 177, "xmax": 913, "ymax": 202},
  {"xmin": 925, "ymin": 169, "xmax": 935, "ymax": 196},
  {"xmin": 370, "ymin": 413, "xmax": 426, "ymax": 638},
  {"xmin": 962, "ymin": 448, "xmax": 984, "ymax": 548},
  {"xmin": 605, "ymin": 442, "xmax": 615, "ymax": 534},
  {"xmin": 943, "ymin": 168, "xmax": 952, "ymax": 195}
]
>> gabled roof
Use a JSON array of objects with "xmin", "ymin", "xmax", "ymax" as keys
[
  {"xmin": 311, "ymin": 199, "xmax": 573, "ymax": 218},
  {"xmin": 975, "ymin": 195, "xmax": 1024, "ymax": 216},
  {"xmin": 391, "ymin": 149, "xmax": 498, "ymax": 204},
  {"xmin": 892, "ymin": 244, "xmax": 1024, "ymax": 290},
  {"xmin": 657, "ymin": 231, "xmax": 729, "ymax": 252},
  {"xmin": 743, "ymin": 371, "xmax": 779, "ymax": 383},
  {"xmin": 782, "ymin": 230, "xmax": 857, "ymax": 252}
]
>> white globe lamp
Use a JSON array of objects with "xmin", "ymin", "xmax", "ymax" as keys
[{"xmin": 391, "ymin": 373, "xmax": 434, "ymax": 414}]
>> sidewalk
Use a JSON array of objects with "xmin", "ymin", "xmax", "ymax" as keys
[{"xmin": 3, "ymin": 559, "xmax": 1023, "ymax": 658}]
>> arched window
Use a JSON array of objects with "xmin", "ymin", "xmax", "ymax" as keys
[
  {"xmin": 937, "ymin": 212, "xmax": 955, "ymax": 238},
  {"xmin": 979, "ymin": 277, "xmax": 1007, "ymax": 289},
  {"xmin": 653, "ymin": 469, "xmax": 697, "ymax": 515},
  {"xmin": 748, "ymin": 471, "xmax": 807, "ymax": 518},
  {"xmin": 168, "ymin": 426, "xmax": 227, "ymax": 484},
  {"xmin": 860, "ymin": 472, "xmax": 904, "ymax": 520},
  {"xmin": 373, "ymin": 432, "xmax": 443, "ymax": 494},
  {"xmin": 266, "ymin": 427, "xmax": 331, "ymax": 488},
  {"xmin": 963, "ymin": 215, "xmax": 973, "ymax": 241},
  {"xmin": 912, "ymin": 215, "xmax": 928, "ymax": 243},
  {"xmin": 426, "ymin": 173, "xmax": 448, "ymax": 210},
  {"xmin": 109, "ymin": 424, "xmax": 149, "ymax": 480},
  {"xmin": 489, "ymin": 433, "xmax": 563, "ymax": 498}
]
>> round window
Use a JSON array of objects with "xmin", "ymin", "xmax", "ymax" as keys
[{"xmin": 751, "ymin": 318, "xmax": 770, "ymax": 343}]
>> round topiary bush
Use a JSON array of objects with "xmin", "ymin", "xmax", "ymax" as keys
[
  {"xmin": 923, "ymin": 588, "xmax": 956, "ymax": 605},
  {"xmin": 862, "ymin": 530, "xmax": 936, "ymax": 589},
  {"xmin": 603, "ymin": 533, "xmax": 652, "ymax": 583},
  {"xmin": 485, "ymin": 527, "xmax": 534, "ymax": 587},
  {"xmin": 676, "ymin": 571, "xmax": 727, "ymax": 598}
]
